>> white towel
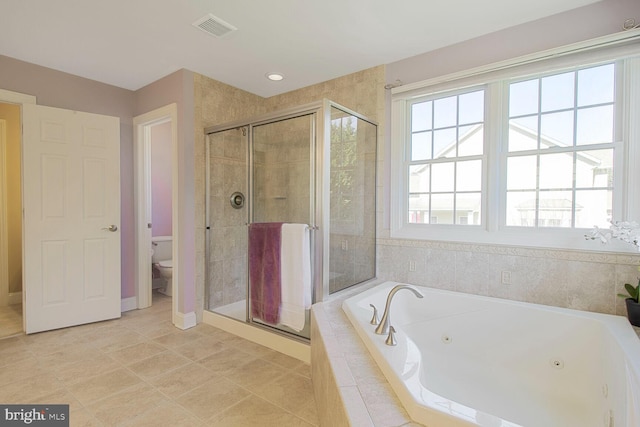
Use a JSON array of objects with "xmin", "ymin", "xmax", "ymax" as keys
[{"xmin": 279, "ymin": 223, "xmax": 312, "ymax": 331}]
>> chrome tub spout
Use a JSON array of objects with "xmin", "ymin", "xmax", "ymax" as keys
[{"xmin": 374, "ymin": 284, "xmax": 424, "ymax": 335}]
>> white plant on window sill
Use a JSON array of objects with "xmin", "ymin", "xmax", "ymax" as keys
[{"xmin": 585, "ymin": 220, "xmax": 640, "ymax": 251}]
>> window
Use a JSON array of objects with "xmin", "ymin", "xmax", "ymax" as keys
[
  {"xmin": 506, "ymin": 64, "xmax": 616, "ymax": 229},
  {"xmin": 390, "ymin": 36, "xmax": 640, "ymax": 250},
  {"xmin": 408, "ymin": 89, "xmax": 484, "ymax": 225}
]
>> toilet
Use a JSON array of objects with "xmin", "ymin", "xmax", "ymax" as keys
[{"xmin": 151, "ymin": 235, "xmax": 172, "ymax": 296}]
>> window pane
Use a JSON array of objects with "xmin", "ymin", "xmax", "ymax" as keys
[
  {"xmin": 578, "ymin": 64, "xmax": 615, "ymax": 107},
  {"xmin": 575, "ymin": 189, "xmax": 612, "ymax": 228},
  {"xmin": 433, "ymin": 128, "xmax": 457, "ymax": 158},
  {"xmin": 431, "ymin": 193, "xmax": 454, "ymax": 224},
  {"xmin": 510, "ymin": 79, "xmax": 539, "ymax": 117},
  {"xmin": 458, "ymin": 124, "xmax": 483, "ymax": 156},
  {"xmin": 456, "ymin": 193, "xmax": 481, "ymax": 225},
  {"xmin": 456, "ymin": 160, "xmax": 482, "ymax": 191},
  {"xmin": 507, "ymin": 156, "xmax": 537, "ymax": 190},
  {"xmin": 506, "ymin": 191, "xmax": 537, "ymax": 226},
  {"xmin": 412, "ymin": 101, "xmax": 432, "ymax": 132},
  {"xmin": 575, "ymin": 149, "xmax": 613, "ymax": 188},
  {"xmin": 459, "ymin": 90, "xmax": 484, "ymax": 125},
  {"xmin": 409, "ymin": 165, "xmax": 430, "ymax": 193},
  {"xmin": 434, "ymin": 96, "xmax": 457, "ymax": 128},
  {"xmin": 540, "ymin": 111, "xmax": 574, "ymax": 147},
  {"xmin": 412, "ymin": 131, "xmax": 432, "ymax": 161},
  {"xmin": 541, "ymin": 72, "xmax": 575, "ymax": 112},
  {"xmin": 539, "ymin": 153, "xmax": 573, "ymax": 189},
  {"xmin": 538, "ymin": 190, "xmax": 572, "ymax": 227},
  {"xmin": 577, "ymin": 105, "xmax": 614, "ymax": 145},
  {"xmin": 509, "ymin": 116, "xmax": 538, "ymax": 151},
  {"xmin": 431, "ymin": 162, "xmax": 454, "ymax": 192},
  {"xmin": 409, "ymin": 194, "xmax": 430, "ymax": 224}
]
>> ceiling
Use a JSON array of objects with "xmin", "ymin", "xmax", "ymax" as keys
[{"xmin": 1, "ymin": 0, "xmax": 601, "ymax": 98}]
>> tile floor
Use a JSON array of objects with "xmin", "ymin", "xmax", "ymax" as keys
[{"xmin": 0, "ymin": 293, "xmax": 318, "ymax": 426}]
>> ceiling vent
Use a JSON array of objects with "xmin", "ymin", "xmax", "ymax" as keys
[{"xmin": 192, "ymin": 13, "xmax": 237, "ymax": 38}]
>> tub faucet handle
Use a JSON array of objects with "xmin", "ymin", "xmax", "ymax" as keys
[
  {"xmin": 369, "ymin": 304, "xmax": 380, "ymax": 325},
  {"xmin": 385, "ymin": 326, "xmax": 397, "ymax": 346}
]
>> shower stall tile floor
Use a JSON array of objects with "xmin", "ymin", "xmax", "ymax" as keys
[{"xmin": 0, "ymin": 292, "xmax": 318, "ymax": 426}]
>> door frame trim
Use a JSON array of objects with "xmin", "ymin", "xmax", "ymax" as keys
[
  {"xmin": 133, "ymin": 103, "xmax": 178, "ymax": 325},
  {"xmin": 0, "ymin": 119, "xmax": 8, "ymax": 307},
  {"xmin": 0, "ymin": 89, "xmax": 35, "ymax": 326}
]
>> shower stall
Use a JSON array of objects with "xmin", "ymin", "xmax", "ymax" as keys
[{"xmin": 204, "ymin": 100, "xmax": 377, "ymax": 340}]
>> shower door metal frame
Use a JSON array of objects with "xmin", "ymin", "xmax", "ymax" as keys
[
  {"xmin": 247, "ymin": 111, "xmax": 317, "ymax": 338},
  {"xmin": 203, "ymin": 99, "xmax": 378, "ymax": 339},
  {"xmin": 205, "ymin": 102, "xmax": 324, "ymax": 340}
]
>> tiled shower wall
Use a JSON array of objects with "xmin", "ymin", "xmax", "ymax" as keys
[
  {"xmin": 206, "ymin": 128, "xmax": 248, "ymax": 310},
  {"xmin": 253, "ymin": 117, "xmax": 311, "ymax": 224},
  {"xmin": 194, "ymin": 76, "xmax": 265, "ymax": 320},
  {"xmin": 194, "ymin": 66, "xmax": 386, "ymax": 320}
]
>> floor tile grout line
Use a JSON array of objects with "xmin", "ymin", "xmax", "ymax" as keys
[{"xmin": 0, "ymin": 293, "xmax": 319, "ymax": 426}]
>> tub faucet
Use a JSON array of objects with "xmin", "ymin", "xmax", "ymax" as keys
[{"xmin": 375, "ymin": 284, "xmax": 424, "ymax": 335}]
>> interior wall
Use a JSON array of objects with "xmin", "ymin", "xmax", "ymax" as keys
[
  {"xmin": 0, "ymin": 103, "xmax": 21, "ymax": 295},
  {"xmin": 0, "ymin": 55, "xmax": 136, "ymax": 300},
  {"xmin": 194, "ymin": 66, "xmax": 385, "ymax": 320},
  {"xmin": 150, "ymin": 121, "xmax": 172, "ymax": 237},
  {"xmin": 194, "ymin": 75, "xmax": 266, "ymax": 321},
  {"xmin": 378, "ymin": 0, "xmax": 640, "ymax": 317},
  {"xmin": 134, "ymin": 69, "xmax": 195, "ymax": 315}
]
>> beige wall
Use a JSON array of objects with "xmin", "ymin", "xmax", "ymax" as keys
[
  {"xmin": 194, "ymin": 66, "xmax": 385, "ymax": 318},
  {"xmin": 0, "ymin": 102, "xmax": 21, "ymax": 294},
  {"xmin": 194, "ymin": 74, "xmax": 265, "ymax": 320}
]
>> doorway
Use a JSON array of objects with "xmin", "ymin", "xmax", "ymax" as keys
[
  {"xmin": 0, "ymin": 102, "xmax": 23, "ymax": 338},
  {"xmin": 133, "ymin": 104, "xmax": 179, "ymax": 326}
]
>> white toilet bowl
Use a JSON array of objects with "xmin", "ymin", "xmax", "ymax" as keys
[
  {"xmin": 151, "ymin": 236, "xmax": 173, "ymax": 297},
  {"xmin": 156, "ymin": 259, "xmax": 172, "ymax": 296}
]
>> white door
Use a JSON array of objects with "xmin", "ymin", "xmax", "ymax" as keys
[{"xmin": 22, "ymin": 104, "xmax": 121, "ymax": 334}]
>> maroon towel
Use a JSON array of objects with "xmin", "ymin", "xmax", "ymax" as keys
[{"xmin": 249, "ymin": 223, "xmax": 283, "ymax": 325}]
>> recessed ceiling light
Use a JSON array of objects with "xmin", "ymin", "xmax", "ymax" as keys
[{"xmin": 266, "ymin": 72, "xmax": 284, "ymax": 81}]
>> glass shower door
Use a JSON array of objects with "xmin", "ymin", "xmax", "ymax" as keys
[
  {"xmin": 205, "ymin": 127, "xmax": 249, "ymax": 322},
  {"xmin": 328, "ymin": 106, "xmax": 377, "ymax": 293},
  {"xmin": 250, "ymin": 114, "xmax": 315, "ymax": 338}
]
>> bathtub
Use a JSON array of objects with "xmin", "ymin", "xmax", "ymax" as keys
[{"xmin": 342, "ymin": 281, "xmax": 640, "ymax": 427}]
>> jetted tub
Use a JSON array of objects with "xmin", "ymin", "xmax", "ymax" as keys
[{"xmin": 342, "ymin": 281, "xmax": 640, "ymax": 427}]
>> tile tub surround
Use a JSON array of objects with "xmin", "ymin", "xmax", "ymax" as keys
[
  {"xmin": 311, "ymin": 280, "xmax": 640, "ymax": 427},
  {"xmin": 311, "ymin": 280, "xmax": 423, "ymax": 427},
  {"xmin": 377, "ymin": 238, "xmax": 640, "ymax": 317}
]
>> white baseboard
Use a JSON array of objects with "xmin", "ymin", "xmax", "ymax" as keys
[
  {"xmin": 121, "ymin": 297, "xmax": 137, "ymax": 312},
  {"xmin": 8, "ymin": 292, "xmax": 21, "ymax": 305},
  {"xmin": 203, "ymin": 310, "xmax": 310, "ymax": 363},
  {"xmin": 173, "ymin": 311, "xmax": 197, "ymax": 330}
]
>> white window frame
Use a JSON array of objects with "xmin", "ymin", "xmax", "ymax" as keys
[{"xmin": 390, "ymin": 31, "xmax": 640, "ymax": 251}]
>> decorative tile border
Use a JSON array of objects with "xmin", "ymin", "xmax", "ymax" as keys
[{"xmin": 378, "ymin": 237, "xmax": 640, "ymax": 266}]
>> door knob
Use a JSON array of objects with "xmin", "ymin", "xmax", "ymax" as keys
[{"xmin": 102, "ymin": 225, "xmax": 118, "ymax": 232}]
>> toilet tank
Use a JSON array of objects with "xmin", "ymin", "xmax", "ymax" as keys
[{"xmin": 151, "ymin": 236, "xmax": 172, "ymax": 263}]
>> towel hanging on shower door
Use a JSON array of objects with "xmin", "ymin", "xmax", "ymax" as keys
[
  {"xmin": 279, "ymin": 223, "xmax": 312, "ymax": 331},
  {"xmin": 248, "ymin": 222, "xmax": 283, "ymax": 325}
]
